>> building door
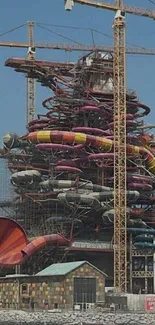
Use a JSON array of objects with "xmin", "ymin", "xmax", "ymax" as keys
[{"xmin": 74, "ymin": 277, "xmax": 96, "ymax": 310}]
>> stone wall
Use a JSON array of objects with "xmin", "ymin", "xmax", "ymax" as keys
[
  {"xmin": 27, "ymin": 276, "xmax": 65, "ymax": 309},
  {"xmin": 0, "ymin": 276, "xmax": 65, "ymax": 310},
  {"xmin": 0, "ymin": 263, "xmax": 105, "ymax": 310},
  {"xmin": 0, "ymin": 280, "xmax": 19, "ymax": 308}
]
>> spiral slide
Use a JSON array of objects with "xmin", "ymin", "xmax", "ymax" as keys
[
  {"xmin": 2, "ymin": 52, "xmax": 155, "ymax": 269},
  {"xmin": 0, "ymin": 217, "xmax": 69, "ymax": 267}
]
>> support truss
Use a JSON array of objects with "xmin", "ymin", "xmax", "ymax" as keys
[{"xmin": 113, "ymin": 14, "xmax": 127, "ymax": 292}]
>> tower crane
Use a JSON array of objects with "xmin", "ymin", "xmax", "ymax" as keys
[
  {"xmin": 63, "ymin": 0, "xmax": 155, "ymax": 292},
  {"xmin": 113, "ymin": 3, "xmax": 127, "ymax": 293}
]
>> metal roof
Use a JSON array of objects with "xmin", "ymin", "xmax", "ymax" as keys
[{"xmin": 36, "ymin": 260, "xmax": 107, "ymax": 277}]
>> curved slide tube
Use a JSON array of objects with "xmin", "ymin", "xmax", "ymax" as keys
[
  {"xmin": 11, "ymin": 170, "xmax": 41, "ymax": 185},
  {"xmin": 39, "ymin": 179, "xmax": 112, "ymax": 192},
  {"xmin": 12, "ymin": 177, "xmax": 113, "ymax": 192},
  {"xmin": 0, "ymin": 217, "xmax": 69, "ymax": 267},
  {"xmin": 27, "ymin": 130, "xmax": 155, "ymax": 174},
  {"xmin": 0, "ymin": 217, "xmax": 28, "ymax": 266},
  {"xmin": 57, "ymin": 191, "xmax": 139, "ymax": 211},
  {"xmin": 58, "ymin": 193, "xmax": 103, "ymax": 211},
  {"xmin": 36, "ymin": 143, "xmax": 85, "ymax": 152}
]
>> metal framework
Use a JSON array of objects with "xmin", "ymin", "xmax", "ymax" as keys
[
  {"xmin": 2, "ymin": 34, "xmax": 155, "ymax": 290},
  {"xmin": 72, "ymin": 0, "xmax": 155, "ymax": 19},
  {"xmin": 64, "ymin": 0, "xmax": 127, "ymax": 292},
  {"xmin": 129, "ymin": 234, "xmax": 154, "ymax": 293},
  {"xmin": 63, "ymin": 0, "xmax": 155, "ymax": 293},
  {"xmin": 0, "ymin": 3, "xmax": 155, "ymax": 290},
  {"xmin": 113, "ymin": 3, "xmax": 127, "ymax": 292},
  {"xmin": 26, "ymin": 21, "xmax": 36, "ymax": 124},
  {"xmin": 1, "ymin": 40, "xmax": 155, "ymax": 55}
]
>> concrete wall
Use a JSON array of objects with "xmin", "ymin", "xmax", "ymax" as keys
[
  {"xmin": 107, "ymin": 293, "xmax": 155, "ymax": 312},
  {"xmin": 127, "ymin": 294, "xmax": 155, "ymax": 311}
]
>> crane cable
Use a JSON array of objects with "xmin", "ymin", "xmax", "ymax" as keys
[
  {"xmin": 0, "ymin": 23, "xmax": 27, "ymax": 38},
  {"xmin": 36, "ymin": 22, "xmax": 153, "ymax": 53}
]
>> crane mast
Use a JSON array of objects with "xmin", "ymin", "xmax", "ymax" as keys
[
  {"xmin": 113, "ymin": 6, "xmax": 127, "ymax": 292},
  {"xmin": 27, "ymin": 21, "xmax": 36, "ymax": 124},
  {"xmin": 65, "ymin": 0, "xmax": 127, "ymax": 292}
]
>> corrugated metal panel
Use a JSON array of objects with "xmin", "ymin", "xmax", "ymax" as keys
[{"xmin": 36, "ymin": 261, "xmax": 86, "ymax": 276}]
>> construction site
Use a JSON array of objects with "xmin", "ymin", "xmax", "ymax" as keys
[{"xmin": 0, "ymin": 0, "xmax": 155, "ymax": 298}]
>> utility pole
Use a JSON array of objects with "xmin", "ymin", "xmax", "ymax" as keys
[
  {"xmin": 113, "ymin": 2, "xmax": 127, "ymax": 292},
  {"xmin": 26, "ymin": 21, "xmax": 36, "ymax": 125}
]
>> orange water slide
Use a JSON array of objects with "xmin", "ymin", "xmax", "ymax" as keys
[{"xmin": 0, "ymin": 217, "xmax": 69, "ymax": 267}]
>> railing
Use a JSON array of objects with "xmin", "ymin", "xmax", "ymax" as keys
[{"xmin": 71, "ymin": 240, "xmax": 113, "ymax": 249}]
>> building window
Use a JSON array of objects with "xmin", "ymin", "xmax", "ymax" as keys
[{"xmin": 20, "ymin": 283, "xmax": 29, "ymax": 296}]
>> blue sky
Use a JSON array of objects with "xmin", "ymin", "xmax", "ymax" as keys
[{"xmin": 0, "ymin": 0, "xmax": 155, "ymax": 144}]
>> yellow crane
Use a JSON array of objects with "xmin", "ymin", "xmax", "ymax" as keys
[
  {"xmin": 113, "ymin": 1, "xmax": 127, "ymax": 293},
  {"xmin": 1, "ymin": 39, "xmax": 155, "ymax": 55},
  {"xmin": 65, "ymin": 0, "xmax": 155, "ymax": 18},
  {"xmin": 63, "ymin": 0, "xmax": 155, "ymax": 292}
]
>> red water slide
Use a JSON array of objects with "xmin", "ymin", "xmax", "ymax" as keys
[{"xmin": 0, "ymin": 217, "xmax": 69, "ymax": 267}]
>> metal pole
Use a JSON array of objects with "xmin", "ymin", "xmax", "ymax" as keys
[{"xmin": 26, "ymin": 21, "xmax": 36, "ymax": 125}]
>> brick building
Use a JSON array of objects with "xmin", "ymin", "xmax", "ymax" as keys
[{"xmin": 0, "ymin": 261, "xmax": 106, "ymax": 310}]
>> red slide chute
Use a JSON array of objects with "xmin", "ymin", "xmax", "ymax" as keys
[{"xmin": 0, "ymin": 217, "xmax": 69, "ymax": 267}]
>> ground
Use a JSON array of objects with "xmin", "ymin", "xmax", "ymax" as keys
[{"xmin": 0, "ymin": 310, "xmax": 154, "ymax": 324}]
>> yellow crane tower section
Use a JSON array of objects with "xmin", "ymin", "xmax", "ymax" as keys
[{"xmin": 113, "ymin": 5, "xmax": 127, "ymax": 292}]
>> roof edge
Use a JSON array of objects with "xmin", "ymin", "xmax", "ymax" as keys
[
  {"xmin": 62, "ymin": 260, "xmax": 107, "ymax": 277},
  {"xmin": 36, "ymin": 260, "xmax": 107, "ymax": 277},
  {"xmin": 84, "ymin": 261, "xmax": 108, "ymax": 277}
]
